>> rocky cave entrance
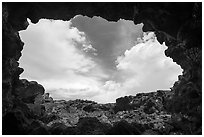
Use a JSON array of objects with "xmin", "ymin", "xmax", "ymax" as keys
[
  {"xmin": 18, "ymin": 16, "xmax": 182, "ymax": 103},
  {"xmin": 3, "ymin": 2, "xmax": 201, "ymax": 135}
]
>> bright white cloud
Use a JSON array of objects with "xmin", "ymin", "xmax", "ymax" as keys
[
  {"xmin": 20, "ymin": 19, "xmax": 96, "ymax": 76},
  {"xmin": 114, "ymin": 32, "xmax": 182, "ymax": 94},
  {"xmin": 19, "ymin": 19, "xmax": 106, "ymax": 101},
  {"xmin": 19, "ymin": 18, "xmax": 182, "ymax": 104},
  {"xmin": 82, "ymin": 44, "xmax": 97, "ymax": 53}
]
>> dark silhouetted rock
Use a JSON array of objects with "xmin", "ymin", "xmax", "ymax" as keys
[
  {"xmin": 34, "ymin": 94, "xmax": 44, "ymax": 104},
  {"xmin": 142, "ymin": 129, "xmax": 159, "ymax": 135},
  {"xmin": 43, "ymin": 93, "xmax": 54, "ymax": 103},
  {"xmin": 83, "ymin": 104, "xmax": 96, "ymax": 112},
  {"xmin": 107, "ymin": 120, "xmax": 141, "ymax": 135},
  {"xmin": 27, "ymin": 104, "xmax": 46, "ymax": 117},
  {"xmin": 114, "ymin": 96, "xmax": 132, "ymax": 113},
  {"xmin": 28, "ymin": 120, "xmax": 50, "ymax": 135},
  {"xmin": 15, "ymin": 79, "xmax": 45, "ymax": 104},
  {"xmin": 77, "ymin": 117, "xmax": 111, "ymax": 135},
  {"xmin": 2, "ymin": 110, "xmax": 30, "ymax": 134},
  {"xmin": 49, "ymin": 122, "xmax": 67, "ymax": 135}
]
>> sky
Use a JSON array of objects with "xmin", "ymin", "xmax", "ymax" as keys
[{"xmin": 19, "ymin": 15, "xmax": 182, "ymax": 103}]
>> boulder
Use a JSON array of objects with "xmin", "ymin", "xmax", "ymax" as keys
[
  {"xmin": 49, "ymin": 122, "xmax": 67, "ymax": 135},
  {"xmin": 83, "ymin": 104, "xmax": 96, "ymax": 112},
  {"xmin": 114, "ymin": 96, "xmax": 131, "ymax": 113},
  {"xmin": 107, "ymin": 120, "xmax": 141, "ymax": 135},
  {"xmin": 15, "ymin": 79, "xmax": 45, "ymax": 104},
  {"xmin": 34, "ymin": 94, "xmax": 44, "ymax": 104},
  {"xmin": 43, "ymin": 93, "xmax": 54, "ymax": 103},
  {"xmin": 27, "ymin": 103, "xmax": 45, "ymax": 117},
  {"xmin": 77, "ymin": 117, "xmax": 110, "ymax": 135}
]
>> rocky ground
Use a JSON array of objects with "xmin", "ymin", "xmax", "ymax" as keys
[{"xmin": 3, "ymin": 85, "xmax": 201, "ymax": 135}]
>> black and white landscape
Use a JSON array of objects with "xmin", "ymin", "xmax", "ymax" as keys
[{"xmin": 2, "ymin": 2, "xmax": 202, "ymax": 135}]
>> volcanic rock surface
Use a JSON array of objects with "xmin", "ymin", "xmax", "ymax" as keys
[{"xmin": 2, "ymin": 2, "xmax": 202, "ymax": 135}]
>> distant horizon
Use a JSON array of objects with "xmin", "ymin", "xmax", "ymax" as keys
[
  {"xmin": 19, "ymin": 16, "xmax": 182, "ymax": 103},
  {"xmin": 48, "ymin": 88, "xmax": 171, "ymax": 104}
]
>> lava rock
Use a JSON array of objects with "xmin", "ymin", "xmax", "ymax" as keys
[
  {"xmin": 49, "ymin": 122, "xmax": 67, "ymax": 135},
  {"xmin": 107, "ymin": 120, "xmax": 141, "ymax": 135},
  {"xmin": 142, "ymin": 129, "xmax": 159, "ymax": 135},
  {"xmin": 15, "ymin": 79, "xmax": 45, "ymax": 104},
  {"xmin": 77, "ymin": 117, "xmax": 110, "ymax": 135},
  {"xmin": 2, "ymin": 110, "xmax": 30, "ymax": 134}
]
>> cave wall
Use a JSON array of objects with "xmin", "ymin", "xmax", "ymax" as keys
[{"xmin": 2, "ymin": 2, "xmax": 202, "ymax": 134}]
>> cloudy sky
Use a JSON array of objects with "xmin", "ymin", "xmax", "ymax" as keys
[{"xmin": 19, "ymin": 15, "xmax": 182, "ymax": 103}]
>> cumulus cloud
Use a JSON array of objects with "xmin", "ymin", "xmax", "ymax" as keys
[
  {"xmin": 71, "ymin": 15, "xmax": 143, "ymax": 73},
  {"xmin": 114, "ymin": 32, "xmax": 182, "ymax": 94},
  {"xmin": 19, "ymin": 19, "xmax": 106, "ymax": 101},
  {"xmin": 20, "ymin": 19, "xmax": 97, "ymax": 77},
  {"xmin": 90, "ymin": 32, "xmax": 182, "ymax": 103}
]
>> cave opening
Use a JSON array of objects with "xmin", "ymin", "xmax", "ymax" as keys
[
  {"xmin": 3, "ymin": 2, "xmax": 201, "ymax": 135},
  {"xmin": 19, "ymin": 16, "xmax": 182, "ymax": 103}
]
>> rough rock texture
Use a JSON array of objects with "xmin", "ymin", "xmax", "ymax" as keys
[
  {"xmin": 2, "ymin": 2, "xmax": 201, "ymax": 135},
  {"xmin": 14, "ymin": 79, "xmax": 45, "ymax": 103},
  {"xmin": 23, "ymin": 90, "xmax": 183, "ymax": 135}
]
